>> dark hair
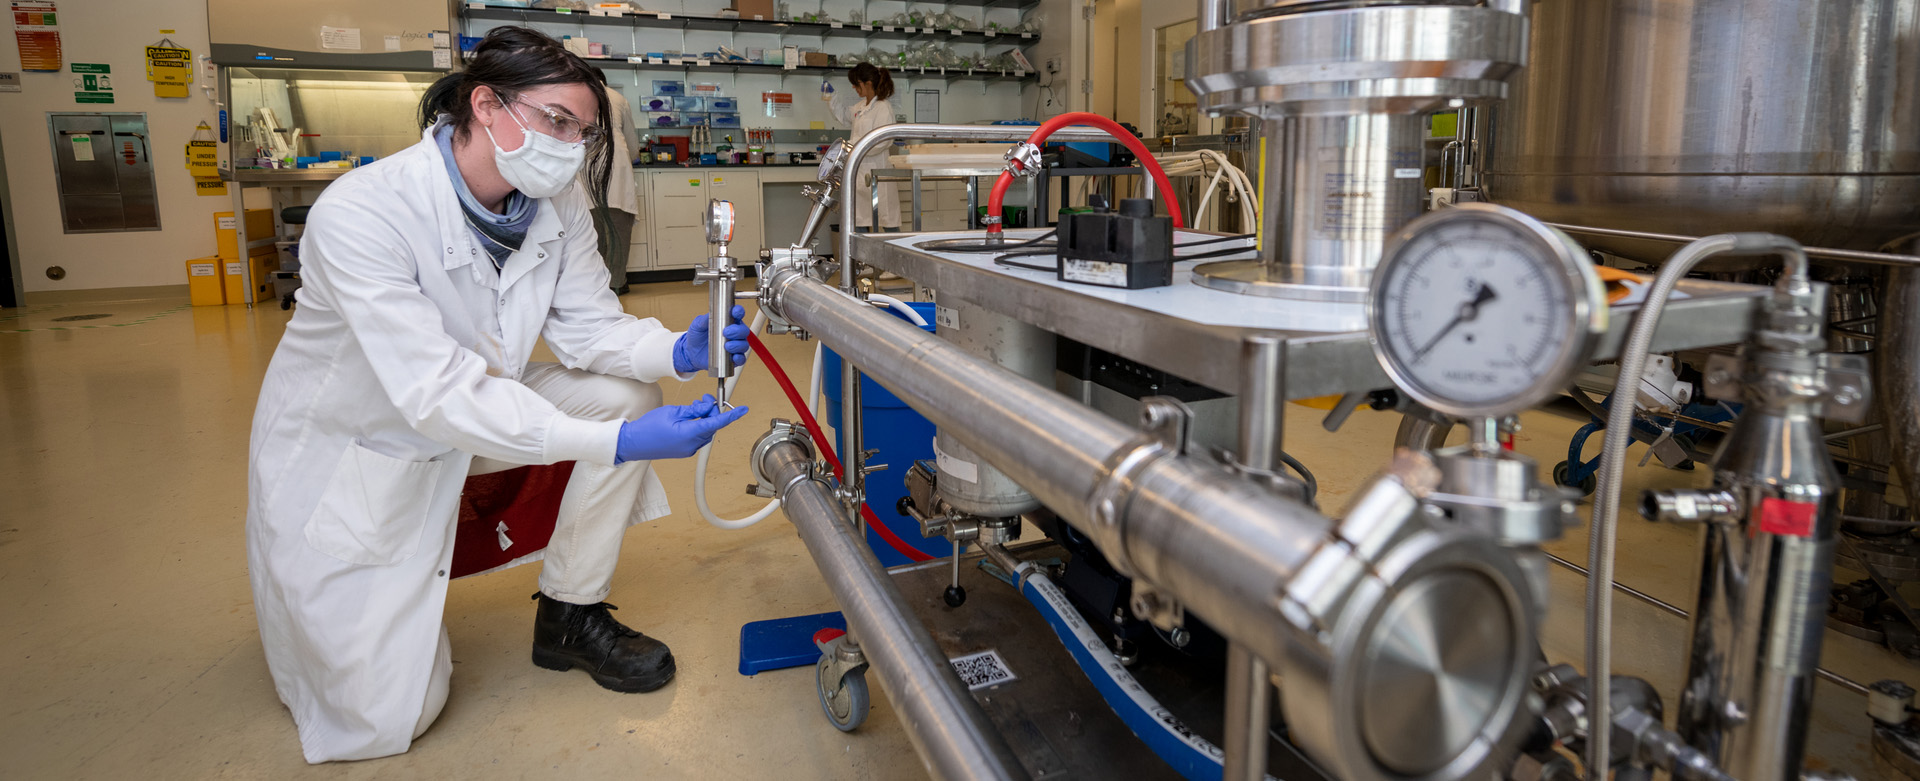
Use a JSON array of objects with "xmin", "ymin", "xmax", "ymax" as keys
[
  {"xmin": 591, "ymin": 66, "xmax": 607, "ymax": 85},
  {"xmin": 420, "ymin": 26, "xmax": 612, "ymax": 197},
  {"xmin": 847, "ymin": 63, "xmax": 894, "ymax": 101}
]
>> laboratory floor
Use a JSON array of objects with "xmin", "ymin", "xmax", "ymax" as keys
[{"xmin": 0, "ymin": 283, "xmax": 1900, "ymax": 778}]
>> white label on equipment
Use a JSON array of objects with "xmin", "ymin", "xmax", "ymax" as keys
[
  {"xmin": 70, "ymin": 134, "xmax": 94, "ymax": 161},
  {"xmin": 217, "ymin": 215, "xmax": 236, "ymax": 230},
  {"xmin": 1062, "ymin": 258, "xmax": 1127, "ymax": 287},
  {"xmin": 320, "ymin": 26, "xmax": 361, "ymax": 50},
  {"xmin": 384, "ymin": 35, "xmax": 401, "ymax": 52},
  {"xmin": 225, "ymin": 261, "xmax": 244, "ymax": 275},
  {"xmin": 932, "ymin": 436, "xmax": 979, "ymax": 484},
  {"xmin": 189, "ymin": 264, "xmax": 216, "ymax": 277},
  {"xmin": 432, "ymin": 49, "xmax": 451, "ymax": 69},
  {"xmin": 1393, "ymin": 167, "xmax": 1422, "ymax": 179},
  {"xmin": 949, "ymin": 650, "xmax": 1015, "ymax": 691},
  {"xmin": 933, "ymin": 305, "xmax": 959, "ymax": 329}
]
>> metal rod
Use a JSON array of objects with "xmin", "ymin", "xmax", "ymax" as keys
[
  {"xmin": 1224, "ymin": 334, "xmax": 1285, "ymax": 781},
  {"xmin": 760, "ymin": 439, "xmax": 1029, "ymax": 781},
  {"xmin": 1546, "ymin": 222, "xmax": 1920, "ymax": 268},
  {"xmin": 1541, "ymin": 552, "xmax": 1870, "ymax": 698}
]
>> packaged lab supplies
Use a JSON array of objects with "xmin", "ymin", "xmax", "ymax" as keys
[
  {"xmin": 708, "ymin": 97, "xmax": 739, "ymax": 112},
  {"xmin": 672, "ymin": 96, "xmax": 705, "ymax": 112},
  {"xmin": 652, "ymin": 80, "xmax": 685, "ymax": 96},
  {"xmin": 710, "ymin": 113, "xmax": 742, "ymax": 128},
  {"xmin": 646, "ymin": 112, "xmax": 681, "ymax": 127}
]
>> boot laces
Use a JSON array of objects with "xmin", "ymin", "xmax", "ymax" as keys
[{"xmin": 571, "ymin": 602, "xmax": 641, "ymax": 645}]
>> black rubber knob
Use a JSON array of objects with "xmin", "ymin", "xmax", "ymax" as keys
[
  {"xmin": 943, "ymin": 585, "xmax": 967, "ymax": 608},
  {"xmin": 1119, "ymin": 197, "xmax": 1154, "ymax": 218},
  {"xmin": 896, "ymin": 497, "xmax": 914, "ymax": 516}
]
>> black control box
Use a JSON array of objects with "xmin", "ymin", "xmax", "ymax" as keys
[{"xmin": 1056, "ymin": 197, "xmax": 1174, "ymax": 290}]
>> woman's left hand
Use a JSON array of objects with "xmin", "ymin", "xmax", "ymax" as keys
[{"xmin": 673, "ymin": 305, "xmax": 752, "ymax": 373}]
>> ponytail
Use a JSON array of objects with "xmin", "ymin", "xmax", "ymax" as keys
[{"xmin": 848, "ymin": 62, "xmax": 895, "ymax": 101}]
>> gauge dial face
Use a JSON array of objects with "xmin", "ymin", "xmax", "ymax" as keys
[
  {"xmin": 818, "ymin": 141, "xmax": 848, "ymax": 182},
  {"xmin": 1368, "ymin": 205, "xmax": 1604, "ymax": 418}
]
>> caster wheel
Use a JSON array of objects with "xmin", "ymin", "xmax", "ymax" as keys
[
  {"xmin": 816, "ymin": 656, "xmax": 870, "ymax": 732},
  {"xmin": 1553, "ymin": 461, "xmax": 1597, "ymax": 497},
  {"xmin": 896, "ymin": 496, "xmax": 914, "ymax": 516},
  {"xmin": 280, "ymin": 298, "xmax": 292, "ymax": 311},
  {"xmin": 943, "ymin": 584, "xmax": 967, "ymax": 608}
]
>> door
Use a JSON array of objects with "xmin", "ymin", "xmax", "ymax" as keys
[
  {"xmin": 47, "ymin": 112, "xmax": 160, "ymax": 233},
  {"xmin": 650, "ymin": 171, "xmax": 709, "ymax": 269}
]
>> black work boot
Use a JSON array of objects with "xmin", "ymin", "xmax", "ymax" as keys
[{"xmin": 530, "ymin": 593, "xmax": 676, "ymax": 693}]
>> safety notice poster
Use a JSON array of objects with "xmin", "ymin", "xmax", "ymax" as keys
[{"xmin": 12, "ymin": 0, "xmax": 62, "ymax": 72}]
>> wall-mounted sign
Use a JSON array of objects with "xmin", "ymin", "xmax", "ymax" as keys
[
  {"xmin": 11, "ymin": 0, "xmax": 61, "ymax": 72},
  {"xmin": 145, "ymin": 45, "xmax": 191, "ymax": 98},
  {"xmin": 71, "ymin": 62, "xmax": 111, "ymax": 104},
  {"xmin": 0, "ymin": 71, "xmax": 21, "ymax": 92}
]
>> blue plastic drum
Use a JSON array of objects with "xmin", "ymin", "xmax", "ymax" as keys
[{"xmin": 819, "ymin": 301, "xmax": 945, "ymax": 566}]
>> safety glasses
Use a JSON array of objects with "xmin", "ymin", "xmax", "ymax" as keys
[{"xmin": 499, "ymin": 92, "xmax": 604, "ymax": 145}]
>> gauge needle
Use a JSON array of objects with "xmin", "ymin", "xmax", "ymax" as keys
[{"xmin": 1413, "ymin": 283, "xmax": 1498, "ymax": 361}]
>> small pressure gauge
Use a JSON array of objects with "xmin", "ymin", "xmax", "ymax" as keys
[
  {"xmin": 1367, "ymin": 203, "xmax": 1607, "ymax": 419},
  {"xmin": 817, "ymin": 140, "xmax": 850, "ymax": 184},
  {"xmin": 704, "ymin": 199, "xmax": 735, "ymax": 244}
]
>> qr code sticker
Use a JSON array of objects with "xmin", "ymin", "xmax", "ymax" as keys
[{"xmin": 949, "ymin": 649, "xmax": 1016, "ymax": 691}]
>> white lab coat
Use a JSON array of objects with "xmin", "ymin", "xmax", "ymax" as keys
[
  {"xmin": 830, "ymin": 94, "xmax": 901, "ymax": 229},
  {"xmin": 246, "ymin": 119, "xmax": 685, "ymax": 763},
  {"xmin": 604, "ymin": 87, "xmax": 641, "ymax": 215}
]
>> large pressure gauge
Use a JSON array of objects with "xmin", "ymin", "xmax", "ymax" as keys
[{"xmin": 1367, "ymin": 203, "xmax": 1607, "ymax": 419}]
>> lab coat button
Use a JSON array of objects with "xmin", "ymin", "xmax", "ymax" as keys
[
  {"xmin": 538, "ymin": 252, "xmax": 546, "ymax": 259},
  {"xmin": 438, "ymin": 570, "xmax": 446, "ymax": 577},
  {"xmin": 558, "ymin": 230, "xmax": 566, "ymax": 238},
  {"xmin": 446, "ymin": 247, "xmax": 453, "ymax": 254}
]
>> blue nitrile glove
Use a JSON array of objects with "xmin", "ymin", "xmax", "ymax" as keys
[
  {"xmin": 614, "ymin": 395, "xmax": 752, "ymax": 464},
  {"xmin": 673, "ymin": 305, "xmax": 752, "ymax": 374}
]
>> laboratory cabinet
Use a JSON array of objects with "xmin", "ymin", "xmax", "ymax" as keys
[{"xmin": 644, "ymin": 169, "xmax": 761, "ymax": 270}]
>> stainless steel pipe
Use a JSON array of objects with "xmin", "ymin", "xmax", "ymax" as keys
[
  {"xmin": 1877, "ymin": 262, "xmax": 1920, "ymax": 509},
  {"xmin": 759, "ymin": 438, "xmax": 1029, "ymax": 781}
]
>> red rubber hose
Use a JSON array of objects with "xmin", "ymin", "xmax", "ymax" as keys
[
  {"xmin": 747, "ymin": 332, "xmax": 936, "ymax": 563},
  {"xmin": 985, "ymin": 112, "xmax": 1185, "ymax": 234}
]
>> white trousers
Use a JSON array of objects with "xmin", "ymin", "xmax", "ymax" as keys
[{"xmin": 416, "ymin": 362, "xmax": 663, "ymax": 739}]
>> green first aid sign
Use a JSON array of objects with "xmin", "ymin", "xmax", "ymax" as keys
[{"xmin": 72, "ymin": 62, "xmax": 113, "ymax": 104}]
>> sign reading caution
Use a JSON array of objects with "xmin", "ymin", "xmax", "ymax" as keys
[{"xmin": 145, "ymin": 44, "xmax": 190, "ymax": 98}]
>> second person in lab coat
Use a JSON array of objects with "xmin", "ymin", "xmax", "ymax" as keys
[{"xmin": 825, "ymin": 63, "xmax": 901, "ymax": 231}]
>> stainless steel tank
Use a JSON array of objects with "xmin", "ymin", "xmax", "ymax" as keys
[{"xmin": 1482, "ymin": 0, "xmax": 1920, "ymax": 256}]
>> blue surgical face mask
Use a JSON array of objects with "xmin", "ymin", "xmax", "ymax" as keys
[{"xmin": 482, "ymin": 103, "xmax": 586, "ymax": 199}]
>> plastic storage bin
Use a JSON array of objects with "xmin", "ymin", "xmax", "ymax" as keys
[{"xmin": 819, "ymin": 301, "xmax": 947, "ymax": 566}]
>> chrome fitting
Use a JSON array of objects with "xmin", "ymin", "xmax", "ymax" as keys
[
  {"xmin": 1002, "ymin": 141, "xmax": 1042, "ymax": 177},
  {"xmin": 1640, "ymin": 489, "xmax": 1741, "ymax": 524},
  {"xmin": 750, "ymin": 420, "xmax": 813, "ymax": 497}
]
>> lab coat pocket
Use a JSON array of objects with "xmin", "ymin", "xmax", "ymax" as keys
[{"xmin": 303, "ymin": 441, "xmax": 446, "ymax": 566}]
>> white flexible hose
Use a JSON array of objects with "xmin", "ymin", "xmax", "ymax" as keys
[
  {"xmin": 694, "ymin": 309, "xmax": 786, "ymax": 530},
  {"xmin": 694, "ymin": 298, "xmax": 923, "ymax": 530}
]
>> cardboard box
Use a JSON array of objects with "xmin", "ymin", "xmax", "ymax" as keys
[
  {"xmin": 186, "ymin": 257, "xmax": 225, "ymax": 306},
  {"xmin": 214, "ymin": 209, "xmax": 275, "ymax": 259},
  {"xmin": 734, "ymin": 0, "xmax": 775, "ymax": 20},
  {"xmin": 221, "ymin": 245, "xmax": 277, "ymax": 304},
  {"xmin": 802, "ymin": 51, "xmax": 831, "ymax": 67}
]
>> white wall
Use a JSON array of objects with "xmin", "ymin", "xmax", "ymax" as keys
[
  {"xmin": 1138, "ymin": 1, "xmax": 1226, "ymax": 137},
  {"xmin": 0, "ymin": 0, "xmax": 238, "ymax": 296}
]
